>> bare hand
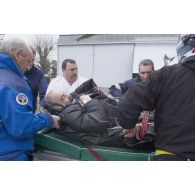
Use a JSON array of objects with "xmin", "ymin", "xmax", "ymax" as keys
[
  {"xmin": 51, "ymin": 115, "xmax": 60, "ymax": 129},
  {"xmin": 123, "ymin": 128, "xmax": 140, "ymax": 140},
  {"xmin": 79, "ymin": 95, "xmax": 92, "ymax": 104}
]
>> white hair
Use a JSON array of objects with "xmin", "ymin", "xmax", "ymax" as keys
[
  {"xmin": 0, "ymin": 38, "xmax": 30, "ymax": 56},
  {"xmin": 45, "ymin": 91, "xmax": 55, "ymax": 104}
]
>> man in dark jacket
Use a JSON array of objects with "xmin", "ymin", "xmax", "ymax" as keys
[
  {"xmin": 109, "ymin": 59, "xmax": 154, "ymax": 97},
  {"xmin": 25, "ymin": 47, "xmax": 48, "ymax": 112},
  {"xmin": 44, "ymin": 90, "xmax": 128, "ymax": 147},
  {"xmin": 118, "ymin": 34, "xmax": 195, "ymax": 160}
]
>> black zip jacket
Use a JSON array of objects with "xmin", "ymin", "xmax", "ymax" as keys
[
  {"xmin": 118, "ymin": 56, "xmax": 195, "ymax": 159},
  {"xmin": 59, "ymin": 99, "xmax": 117, "ymax": 133},
  {"xmin": 53, "ymin": 99, "xmax": 125, "ymax": 147}
]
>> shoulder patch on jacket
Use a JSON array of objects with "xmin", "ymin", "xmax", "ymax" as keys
[{"xmin": 16, "ymin": 93, "xmax": 28, "ymax": 105}]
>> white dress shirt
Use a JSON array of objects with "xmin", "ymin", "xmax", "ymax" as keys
[{"xmin": 46, "ymin": 76, "xmax": 88, "ymax": 95}]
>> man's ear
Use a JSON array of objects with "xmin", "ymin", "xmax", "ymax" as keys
[{"xmin": 11, "ymin": 49, "xmax": 21, "ymax": 62}]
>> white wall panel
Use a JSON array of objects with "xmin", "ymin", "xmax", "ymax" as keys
[{"xmin": 93, "ymin": 44, "xmax": 134, "ymax": 87}]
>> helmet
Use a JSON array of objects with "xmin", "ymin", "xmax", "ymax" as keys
[{"xmin": 176, "ymin": 34, "xmax": 195, "ymax": 62}]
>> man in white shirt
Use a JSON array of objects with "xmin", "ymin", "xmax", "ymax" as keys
[{"xmin": 46, "ymin": 59, "xmax": 87, "ymax": 95}]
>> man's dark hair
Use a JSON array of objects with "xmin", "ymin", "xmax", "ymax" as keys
[
  {"xmin": 62, "ymin": 59, "xmax": 76, "ymax": 70},
  {"xmin": 139, "ymin": 59, "xmax": 154, "ymax": 71}
]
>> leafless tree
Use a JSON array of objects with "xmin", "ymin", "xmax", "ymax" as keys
[{"xmin": 33, "ymin": 35, "xmax": 56, "ymax": 74}]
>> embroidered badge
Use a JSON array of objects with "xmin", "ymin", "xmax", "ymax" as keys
[{"xmin": 16, "ymin": 93, "xmax": 28, "ymax": 105}]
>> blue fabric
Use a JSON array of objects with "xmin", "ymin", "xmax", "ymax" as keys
[
  {"xmin": 25, "ymin": 65, "xmax": 48, "ymax": 112},
  {"xmin": 109, "ymin": 85, "xmax": 122, "ymax": 97},
  {"xmin": 119, "ymin": 76, "xmax": 141, "ymax": 94},
  {"xmin": 0, "ymin": 53, "xmax": 53, "ymax": 160},
  {"xmin": 0, "ymin": 151, "xmax": 29, "ymax": 161},
  {"xmin": 109, "ymin": 75, "xmax": 142, "ymax": 98}
]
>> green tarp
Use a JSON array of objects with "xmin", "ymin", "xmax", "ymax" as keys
[{"xmin": 35, "ymin": 131, "xmax": 155, "ymax": 161}]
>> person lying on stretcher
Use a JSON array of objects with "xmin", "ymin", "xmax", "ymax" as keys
[{"xmin": 43, "ymin": 90, "xmax": 155, "ymax": 149}]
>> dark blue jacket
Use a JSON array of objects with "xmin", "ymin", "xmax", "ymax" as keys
[
  {"xmin": 0, "ymin": 53, "xmax": 53, "ymax": 160},
  {"xmin": 25, "ymin": 65, "xmax": 48, "ymax": 112},
  {"xmin": 109, "ymin": 75, "xmax": 142, "ymax": 97}
]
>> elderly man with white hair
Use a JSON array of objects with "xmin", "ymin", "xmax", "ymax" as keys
[{"xmin": 0, "ymin": 38, "xmax": 60, "ymax": 161}]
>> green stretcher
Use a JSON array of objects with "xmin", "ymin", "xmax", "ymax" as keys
[{"xmin": 34, "ymin": 131, "xmax": 155, "ymax": 161}]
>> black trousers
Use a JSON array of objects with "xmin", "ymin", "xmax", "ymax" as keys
[{"xmin": 155, "ymin": 154, "xmax": 192, "ymax": 161}]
